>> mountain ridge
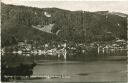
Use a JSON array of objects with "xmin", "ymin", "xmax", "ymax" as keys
[{"xmin": 1, "ymin": 2, "xmax": 127, "ymax": 47}]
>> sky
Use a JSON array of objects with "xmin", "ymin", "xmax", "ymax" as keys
[{"xmin": 2, "ymin": 0, "xmax": 128, "ymax": 14}]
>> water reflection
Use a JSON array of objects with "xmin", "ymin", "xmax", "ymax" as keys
[
  {"xmin": 1, "ymin": 48, "xmax": 127, "ymax": 82},
  {"xmin": 30, "ymin": 60, "xmax": 127, "ymax": 82}
]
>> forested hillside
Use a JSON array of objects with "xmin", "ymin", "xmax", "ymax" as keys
[{"xmin": 1, "ymin": 2, "xmax": 127, "ymax": 47}]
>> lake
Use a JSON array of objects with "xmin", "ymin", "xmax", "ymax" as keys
[{"xmin": 19, "ymin": 60, "xmax": 127, "ymax": 83}]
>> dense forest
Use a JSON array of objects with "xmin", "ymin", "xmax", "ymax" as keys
[{"xmin": 1, "ymin": 2, "xmax": 127, "ymax": 47}]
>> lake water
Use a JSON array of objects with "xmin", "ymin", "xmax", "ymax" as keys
[{"xmin": 20, "ymin": 60, "xmax": 127, "ymax": 83}]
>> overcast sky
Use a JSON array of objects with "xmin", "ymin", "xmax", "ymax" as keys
[{"xmin": 2, "ymin": 0, "xmax": 128, "ymax": 14}]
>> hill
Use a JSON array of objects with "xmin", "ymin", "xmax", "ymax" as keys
[{"xmin": 1, "ymin": 2, "xmax": 127, "ymax": 47}]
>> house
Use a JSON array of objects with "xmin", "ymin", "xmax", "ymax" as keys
[
  {"xmin": 18, "ymin": 41, "xmax": 25, "ymax": 46},
  {"xmin": 45, "ymin": 43, "xmax": 49, "ymax": 48},
  {"xmin": 115, "ymin": 39, "xmax": 126, "ymax": 43},
  {"xmin": 61, "ymin": 43, "xmax": 66, "ymax": 48}
]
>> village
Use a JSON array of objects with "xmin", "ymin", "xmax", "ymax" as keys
[{"xmin": 2, "ymin": 38, "xmax": 127, "ymax": 60}]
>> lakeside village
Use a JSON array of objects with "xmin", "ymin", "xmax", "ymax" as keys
[
  {"xmin": 1, "ymin": 38, "xmax": 127, "ymax": 81},
  {"xmin": 2, "ymin": 38, "xmax": 127, "ymax": 59}
]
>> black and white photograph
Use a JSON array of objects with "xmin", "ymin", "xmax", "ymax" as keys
[{"xmin": 1, "ymin": 0, "xmax": 128, "ymax": 82}]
